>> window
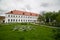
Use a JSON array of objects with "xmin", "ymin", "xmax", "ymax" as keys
[
  {"xmin": 8, "ymin": 15, "xmax": 10, "ymax": 17},
  {"xmin": 19, "ymin": 19, "xmax": 20, "ymax": 21},
  {"xmin": 21, "ymin": 16, "xmax": 22, "ymax": 18},
  {"xmin": 16, "ymin": 19, "xmax": 17, "ymax": 22},
  {"xmin": 11, "ymin": 11, "xmax": 13, "ymax": 13},
  {"xmin": 21, "ymin": 20, "xmax": 22, "ymax": 22},
  {"xmin": 8, "ymin": 19, "xmax": 10, "ymax": 22},
  {"xmin": 24, "ymin": 20, "xmax": 25, "ymax": 22},
  {"xmin": 16, "ymin": 15, "xmax": 17, "ymax": 17},
  {"xmin": 28, "ymin": 17, "xmax": 29, "ymax": 18},
  {"xmin": 28, "ymin": 20, "xmax": 29, "ymax": 22},
  {"xmin": 26, "ymin": 20, "xmax": 27, "ymax": 22},
  {"xmin": 19, "ymin": 16, "xmax": 20, "ymax": 17},
  {"xmin": 34, "ymin": 20, "xmax": 36, "ymax": 22},
  {"xmin": 13, "ymin": 15, "xmax": 15, "ymax": 17},
  {"xmin": 30, "ymin": 16, "xmax": 32, "ymax": 18},
  {"xmin": 11, "ymin": 15, "xmax": 12, "ymax": 17},
  {"xmin": 30, "ymin": 13, "xmax": 32, "ymax": 15},
  {"xmin": 11, "ymin": 19, "xmax": 13, "ymax": 22}
]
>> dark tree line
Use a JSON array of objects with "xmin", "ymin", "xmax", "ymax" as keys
[{"xmin": 38, "ymin": 10, "xmax": 60, "ymax": 27}]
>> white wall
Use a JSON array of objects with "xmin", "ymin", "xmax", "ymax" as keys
[{"xmin": 5, "ymin": 14, "xmax": 38, "ymax": 23}]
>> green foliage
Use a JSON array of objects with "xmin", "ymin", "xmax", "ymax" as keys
[
  {"xmin": 38, "ymin": 14, "xmax": 44, "ymax": 22},
  {"xmin": 54, "ymin": 29, "xmax": 60, "ymax": 40},
  {"xmin": 37, "ymin": 10, "xmax": 60, "ymax": 27},
  {"xmin": 56, "ymin": 15, "xmax": 60, "ymax": 22}
]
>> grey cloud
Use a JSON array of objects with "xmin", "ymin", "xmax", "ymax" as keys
[
  {"xmin": 25, "ymin": 5, "xmax": 31, "ymax": 10},
  {"xmin": 40, "ymin": 3, "xmax": 49, "ymax": 7},
  {"xmin": 0, "ymin": 0, "xmax": 2, "ymax": 1},
  {"xmin": 0, "ymin": 9, "xmax": 7, "ymax": 12},
  {"xmin": 0, "ymin": 0, "xmax": 60, "ymax": 14},
  {"xmin": 56, "ymin": 0, "xmax": 60, "ymax": 6}
]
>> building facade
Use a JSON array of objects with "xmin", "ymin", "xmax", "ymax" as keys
[{"xmin": 4, "ymin": 10, "xmax": 39, "ymax": 23}]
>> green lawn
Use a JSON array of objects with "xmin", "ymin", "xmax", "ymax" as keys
[{"xmin": 0, "ymin": 23, "xmax": 56, "ymax": 40}]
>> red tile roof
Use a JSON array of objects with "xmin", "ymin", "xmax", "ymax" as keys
[{"xmin": 6, "ymin": 10, "xmax": 39, "ymax": 16}]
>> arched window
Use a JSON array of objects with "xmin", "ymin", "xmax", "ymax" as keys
[
  {"xmin": 8, "ymin": 15, "xmax": 10, "ymax": 17},
  {"xmin": 8, "ymin": 19, "xmax": 10, "ymax": 22},
  {"xmin": 19, "ymin": 19, "xmax": 20, "ymax": 21},
  {"xmin": 16, "ymin": 19, "xmax": 17, "ymax": 22}
]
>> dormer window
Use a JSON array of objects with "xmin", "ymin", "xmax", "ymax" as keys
[
  {"xmin": 11, "ymin": 11, "xmax": 13, "ymax": 13},
  {"xmin": 23, "ymin": 13, "xmax": 25, "ymax": 15}
]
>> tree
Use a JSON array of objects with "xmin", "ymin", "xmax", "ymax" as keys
[
  {"xmin": 38, "ymin": 15, "xmax": 43, "ymax": 21},
  {"xmin": 37, "ymin": 10, "xmax": 60, "ymax": 27}
]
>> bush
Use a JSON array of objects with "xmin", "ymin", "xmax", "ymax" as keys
[
  {"xmin": 55, "ymin": 23, "xmax": 60, "ymax": 27},
  {"xmin": 54, "ymin": 29, "xmax": 60, "ymax": 40}
]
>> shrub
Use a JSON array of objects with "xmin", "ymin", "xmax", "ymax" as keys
[{"xmin": 54, "ymin": 29, "xmax": 60, "ymax": 40}]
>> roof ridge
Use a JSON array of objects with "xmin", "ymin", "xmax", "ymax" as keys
[{"xmin": 6, "ymin": 10, "xmax": 39, "ymax": 16}]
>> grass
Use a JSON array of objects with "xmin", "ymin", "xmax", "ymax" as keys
[{"xmin": 0, "ymin": 23, "xmax": 56, "ymax": 40}]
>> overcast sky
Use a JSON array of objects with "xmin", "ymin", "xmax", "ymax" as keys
[{"xmin": 0, "ymin": 0, "xmax": 60, "ymax": 15}]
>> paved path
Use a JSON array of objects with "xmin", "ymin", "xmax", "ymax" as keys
[
  {"xmin": 40, "ymin": 25, "xmax": 60, "ymax": 29},
  {"xmin": 31, "ymin": 23, "xmax": 60, "ymax": 29}
]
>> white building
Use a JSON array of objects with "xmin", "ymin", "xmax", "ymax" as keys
[{"xmin": 4, "ymin": 10, "xmax": 39, "ymax": 23}]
